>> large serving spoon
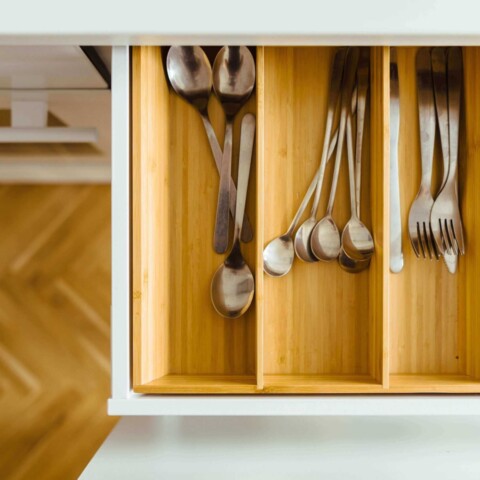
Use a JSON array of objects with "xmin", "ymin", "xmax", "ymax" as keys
[
  {"xmin": 166, "ymin": 46, "xmax": 253, "ymax": 243},
  {"xmin": 310, "ymin": 47, "xmax": 360, "ymax": 261},
  {"xmin": 211, "ymin": 113, "xmax": 256, "ymax": 318},
  {"xmin": 212, "ymin": 46, "xmax": 255, "ymax": 254},
  {"xmin": 293, "ymin": 48, "xmax": 347, "ymax": 262}
]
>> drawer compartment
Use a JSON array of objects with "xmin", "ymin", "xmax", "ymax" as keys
[
  {"xmin": 389, "ymin": 47, "xmax": 480, "ymax": 392},
  {"xmin": 131, "ymin": 46, "xmax": 480, "ymax": 394}
]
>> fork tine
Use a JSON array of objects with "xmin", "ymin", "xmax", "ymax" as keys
[
  {"xmin": 417, "ymin": 222, "xmax": 427, "ymax": 258},
  {"xmin": 410, "ymin": 236, "xmax": 421, "ymax": 258},
  {"xmin": 452, "ymin": 218, "xmax": 465, "ymax": 254},
  {"xmin": 427, "ymin": 222, "xmax": 440, "ymax": 260},
  {"xmin": 443, "ymin": 218, "xmax": 456, "ymax": 254},
  {"xmin": 431, "ymin": 216, "xmax": 445, "ymax": 255},
  {"xmin": 439, "ymin": 219, "xmax": 452, "ymax": 255},
  {"xmin": 422, "ymin": 222, "xmax": 433, "ymax": 259},
  {"xmin": 408, "ymin": 223, "xmax": 421, "ymax": 257}
]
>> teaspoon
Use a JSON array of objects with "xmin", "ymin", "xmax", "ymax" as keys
[
  {"xmin": 340, "ymin": 112, "xmax": 374, "ymax": 264},
  {"xmin": 311, "ymin": 47, "xmax": 360, "ymax": 261},
  {"xmin": 294, "ymin": 48, "xmax": 347, "ymax": 262},
  {"xmin": 211, "ymin": 113, "xmax": 256, "ymax": 318},
  {"xmin": 212, "ymin": 46, "xmax": 255, "ymax": 254},
  {"xmin": 339, "ymin": 48, "xmax": 372, "ymax": 272},
  {"xmin": 166, "ymin": 46, "xmax": 253, "ymax": 243}
]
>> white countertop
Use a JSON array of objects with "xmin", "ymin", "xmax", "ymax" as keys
[
  {"xmin": 81, "ymin": 415, "xmax": 480, "ymax": 479},
  {"xmin": 3, "ymin": 0, "xmax": 480, "ymax": 45}
]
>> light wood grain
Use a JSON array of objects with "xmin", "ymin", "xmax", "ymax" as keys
[
  {"xmin": 255, "ymin": 47, "xmax": 265, "ymax": 389},
  {"xmin": 262, "ymin": 47, "xmax": 379, "ymax": 388},
  {"xmin": 132, "ymin": 45, "xmax": 480, "ymax": 394},
  {"xmin": 370, "ymin": 46, "xmax": 390, "ymax": 387},
  {"xmin": 135, "ymin": 375, "xmax": 257, "ymax": 394},
  {"xmin": 463, "ymin": 47, "xmax": 480, "ymax": 380},
  {"xmin": 132, "ymin": 47, "xmax": 257, "ymax": 392},
  {"xmin": 0, "ymin": 185, "xmax": 117, "ymax": 479},
  {"xmin": 390, "ymin": 48, "xmax": 480, "ymax": 392}
]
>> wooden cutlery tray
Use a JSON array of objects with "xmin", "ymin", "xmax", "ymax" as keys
[{"xmin": 132, "ymin": 46, "xmax": 480, "ymax": 394}]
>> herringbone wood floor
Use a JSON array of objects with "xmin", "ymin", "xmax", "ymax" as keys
[{"xmin": 0, "ymin": 185, "xmax": 117, "ymax": 480}]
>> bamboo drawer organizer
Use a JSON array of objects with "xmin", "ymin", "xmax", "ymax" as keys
[{"xmin": 132, "ymin": 46, "xmax": 480, "ymax": 395}]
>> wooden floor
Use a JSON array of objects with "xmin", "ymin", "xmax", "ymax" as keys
[{"xmin": 0, "ymin": 185, "xmax": 117, "ymax": 480}]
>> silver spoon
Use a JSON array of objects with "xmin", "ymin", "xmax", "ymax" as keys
[
  {"xmin": 212, "ymin": 46, "xmax": 255, "ymax": 254},
  {"xmin": 342, "ymin": 114, "xmax": 374, "ymax": 261},
  {"xmin": 211, "ymin": 113, "xmax": 256, "ymax": 318},
  {"xmin": 311, "ymin": 47, "xmax": 360, "ymax": 261},
  {"xmin": 263, "ymin": 132, "xmax": 338, "ymax": 277},
  {"xmin": 166, "ymin": 46, "xmax": 253, "ymax": 243},
  {"xmin": 339, "ymin": 48, "xmax": 373, "ymax": 271},
  {"xmin": 294, "ymin": 48, "xmax": 347, "ymax": 262}
]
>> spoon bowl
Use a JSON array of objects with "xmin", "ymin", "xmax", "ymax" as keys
[
  {"xmin": 166, "ymin": 46, "xmax": 212, "ymax": 112},
  {"xmin": 341, "ymin": 218, "xmax": 374, "ymax": 261},
  {"xmin": 338, "ymin": 249, "xmax": 371, "ymax": 273},
  {"xmin": 310, "ymin": 216, "xmax": 341, "ymax": 261},
  {"xmin": 213, "ymin": 46, "xmax": 256, "ymax": 116},
  {"xmin": 263, "ymin": 234, "xmax": 295, "ymax": 277},
  {"xmin": 211, "ymin": 255, "xmax": 254, "ymax": 318},
  {"xmin": 294, "ymin": 218, "xmax": 318, "ymax": 262}
]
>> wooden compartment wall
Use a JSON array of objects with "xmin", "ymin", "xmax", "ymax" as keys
[{"xmin": 132, "ymin": 45, "xmax": 480, "ymax": 394}]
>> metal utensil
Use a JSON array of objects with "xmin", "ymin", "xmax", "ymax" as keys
[
  {"xmin": 212, "ymin": 46, "xmax": 255, "ymax": 254},
  {"xmin": 166, "ymin": 46, "xmax": 253, "ymax": 243},
  {"xmin": 263, "ymin": 132, "xmax": 338, "ymax": 277},
  {"xmin": 293, "ymin": 47, "xmax": 347, "ymax": 262},
  {"xmin": 339, "ymin": 70, "xmax": 371, "ymax": 273},
  {"xmin": 431, "ymin": 47, "xmax": 457, "ymax": 273},
  {"xmin": 408, "ymin": 48, "xmax": 438, "ymax": 259},
  {"xmin": 211, "ymin": 113, "xmax": 255, "ymax": 318},
  {"xmin": 389, "ymin": 48, "xmax": 404, "ymax": 273},
  {"xmin": 431, "ymin": 47, "xmax": 465, "ymax": 257},
  {"xmin": 341, "ymin": 50, "xmax": 374, "ymax": 262},
  {"xmin": 310, "ymin": 47, "xmax": 360, "ymax": 262}
]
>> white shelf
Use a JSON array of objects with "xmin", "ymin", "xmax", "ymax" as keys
[
  {"xmin": 108, "ymin": 394, "xmax": 480, "ymax": 416},
  {"xmin": 2, "ymin": 0, "xmax": 480, "ymax": 45}
]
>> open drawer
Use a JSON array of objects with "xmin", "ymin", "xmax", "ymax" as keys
[{"xmin": 128, "ymin": 46, "xmax": 480, "ymax": 396}]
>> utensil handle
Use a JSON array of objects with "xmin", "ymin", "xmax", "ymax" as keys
[
  {"xmin": 431, "ymin": 48, "xmax": 450, "ymax": 190},
  {"xmin": 201, "ymin": 114, "xmax": 253, "ymax": 243},
  {"xmin": 233, "ymin": 114, "xmax": 256, "ymax": 244},
  {"xmin": 326, "ymin": 48, "xmax": 359, "ymax": 215},
  {"xmin": 346, "ymin": 114, "xmax": 357, "ymax": 216},
  {"xmin": 309, "ymin": 47, "xmax": 347, "ymax": 217},
  {"xmin": 214, "ymin": 119, "xmax": 233, "ymax": 254},
  {"xmin": 416, "ymin": 48, "xmax": 436, "ymax": 193},
  {"xmin": 355, "ymin": 48, "xmax": 369, "ymax": 217},
  {"xmin": 286, "ymin": 129, "xmax": 338, "ymax": 236},
  {"xmin": 447, "ymin": 47, "xmax": 462, "ymax": 183},
  {"xmin": 390, "ymin": 50, "xmax": 403, "ymax": 273}
]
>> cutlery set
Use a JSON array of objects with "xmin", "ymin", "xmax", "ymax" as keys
[
  {"xmin": 167, "ymin": 46, "xmax": 256, "ymax": 318},
  {"xmin": 166, "ymin": 45, "xmax": 466, "ymax": 320},
  {"xmin": 408, "ymin": 47, "xmax": 465, "ymax": 274},
  {"xmin": 263, "ymin": 47, "xmax": 374, "ymax": 277}
]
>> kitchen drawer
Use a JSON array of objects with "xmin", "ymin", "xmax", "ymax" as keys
[{"xmin": 109, "ymin": 45, "xmax": 480, "ymax": 415}]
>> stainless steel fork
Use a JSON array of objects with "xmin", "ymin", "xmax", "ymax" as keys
[
  {"xmin": 408, "ymin": 48, "xmax": 438, "ymax": 259},
  {"xmin": 430, "ymin": 47, "xmax": 465, "ymax": 256}
]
